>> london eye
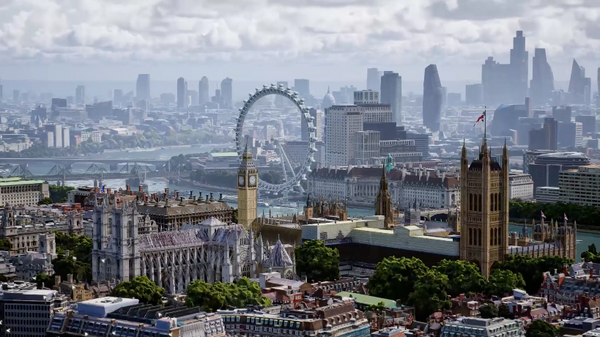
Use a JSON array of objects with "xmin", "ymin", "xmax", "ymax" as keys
[{"xmin": 235, "ymin": 84, "xmax": 317, "ymax": 194}]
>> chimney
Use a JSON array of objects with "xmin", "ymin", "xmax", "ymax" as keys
[
  {"xmin": 67, "ymin": 274, "xmax": 74, "ymax": 284},
  {"xmin": 139, "ymin": 185, "xmax": 144, "ymax": 192},
  {"xmin": 126, "ymin": 185, "xmax": 131, "ymax": 191},
  {"xmin": 55, "ymin": 275, "xmax": 61, "ymax": 286},
  {"xmin": 165, "ymin": 188, "xmax": 170, "ymax": 196},
  {"xmin": 174, "ymin": 190, "xmax": 179, "ymax": 200}
]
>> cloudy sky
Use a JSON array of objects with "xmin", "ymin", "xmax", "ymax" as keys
[{"xmin": 0, "ymin": 0, "xmax": 599, "ymax": 82}]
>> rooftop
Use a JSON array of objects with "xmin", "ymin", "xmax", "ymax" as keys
[
  {"xmin": 0, "ymin": 178, "xmax": 46, "ymax": 187},
  {"xmin": 335, "ymin": 292, "xmax": 397, "ymax": 308}
]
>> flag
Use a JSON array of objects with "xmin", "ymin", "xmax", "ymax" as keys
[
  {"xmin": 473, "ymin": 110, "xmax": 486, "ymax": 127},
  {"xmin": 564, "ymin": 213, "xmax": 568, "ymax": 221},
  {"xmin": 541, "ymin": 211, "xmax": 546, "ymax": 219}
]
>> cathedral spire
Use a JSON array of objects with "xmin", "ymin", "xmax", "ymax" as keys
[{"xmin": 375, "ymin": 163, "xmax": 393, "ymax": 229}]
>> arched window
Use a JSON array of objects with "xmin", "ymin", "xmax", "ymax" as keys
[{"xmin": 478, "ymin": 194, "xmax": 482, "ymax": 212}]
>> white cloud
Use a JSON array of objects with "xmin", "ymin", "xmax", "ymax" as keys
[{"xmin": 0, "ymin": 0, "xmax": 599, "ymax": 80}]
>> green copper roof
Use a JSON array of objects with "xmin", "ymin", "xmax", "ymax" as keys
[
  {"xmin": 335, "ymin": 292, "xmax": 397, "ymax": 308},
  {"xmin": 0, "ymin": 178, "xmax": 46, "ymax": 187}
]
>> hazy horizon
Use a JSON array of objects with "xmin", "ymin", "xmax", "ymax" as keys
[{"xmin": 0, "ymin": 0, "xmax": 599, "ymax": 87}]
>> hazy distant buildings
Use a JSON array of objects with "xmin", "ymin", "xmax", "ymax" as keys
[
  {"xmin": 597, "ymin": 68, "xmax": 600, "ymax": 108},
  {"xmin": 482, "ymin": 57, "xmax": 511, "ymax": 106},
  {"xmin": 568, "ymin": 59, "xmax": 591, "ymax": 105},
  {"xmin": 322, "ymin": 87, "xmax": 336, "ymax": 110},
  {"xmin": 490, "ymin": 98, "xmax": 530, "ymax": 136},
  {"xmin": 552, "ymin": 106, "xmax": 572, "ymax": 123},
  {"xmin": 136, "ymin": 74, "xmax": 150, "ymax": 101},
  {"xmin": 275, "ymin": 81, "xmax": 288, "ymax": 108},
  {"xmin": 161, "ymin": 93, "xmax": 175, "ymax": 106},
  {"xmin": 199, "ymin": 76, "xmax": 209, "ymax": 105},
  {"xmin": 367, "ymin": 68, "xmax": 380, "ymax": 92},
  {"xmin": 187, "ymin": 90, "xmax": 199, "ymax": 106},
  {"xmin": 75, "ymin": 85, "xmax": 85, "ymax": 105},
  {"xmin": 221, "ymin": 77, "xmax": 233, "ymax": 108},
  {"xmin": 380, "ymin": 71, "xmax": 402, "ymax": 124},
  {"xmin": 510, "ymin": 31, "xmax": 529, "ymax": 103},
  {"xmin": 529, "ymin": 117, "xmax": 557, "ymax": 151},
  {"xmin": 113, "ymin": 89, "xmax": 124, "ymax": 106},
  {"xmin": 558, "ymin": 121, "xmax": 583, "ymax": 148},
  {"xmin": 422, "ymin": 64, "xmax": 443, "ymax": 132},
  {"xmin": 294, "ymin": 79, "xmax": 310, "ymax": 99},
  {"xmin": 530, "ymin": 48, "xmax": 554, "ymax": 106},
  {"xmin": 447, "ymin": 93, "xmax": 461, "ymax": 106},
  {"xmin": 177, "ymin": 77, "xmax": 187, "ymax": 110}
]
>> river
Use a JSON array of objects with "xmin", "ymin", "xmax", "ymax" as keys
[{"xmin": 26, "ymin": 146, "xmax": 598, "ymax": 261}]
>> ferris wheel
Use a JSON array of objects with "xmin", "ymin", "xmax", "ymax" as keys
[{"xmin": 235, "ymin": 84, "xmax": 318, "ymax": 194}]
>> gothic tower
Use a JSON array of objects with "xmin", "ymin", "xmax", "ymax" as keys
[
  {"xmin": 237, "ymin": 144, "xmax": 258, "ymax": 228},
  {"xmin": 459, "ymin": 140, "xmax": 510, "ymax": 278},
  {"xmin": 375, "ymin": 164, "xmax": 394, "ymax": 229}
]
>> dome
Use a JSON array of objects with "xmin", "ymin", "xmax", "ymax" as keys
[{"xmin": 322, "ymin": 87, "xmax": 336, "ymax": 109}]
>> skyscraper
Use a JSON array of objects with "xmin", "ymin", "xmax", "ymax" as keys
[
  {"xmin": 482, "ymin": 57, "xmax": 511, "ymax": 106},
  {"xmin": 568, "ymin": 59, "xmax": 591, "ymax": 105},
  {"xmin": 136, "ymin": 74, "xmax": 150, "ymax": 101},
  {"xmin": 530, "ymin": 48, "xmax": 554, "ymax": 106},
  {"xmin": 422, "ymin": 64, "xmax": 443, "ymax": 132},
  {"xmin": 529, "ymin": 117, "xmax": 558, "ymax": 151},
  {"xmin": 294, "ymin": 79, "xmax": 310, "ymax": 99},
  {"xmin": 199, "ymin": 76, "xmax": 209, "ymax": 106},
  {"xmin": 597, "ymin": 68, "xmax": 600, "ymax": 108},
  {"xmin": 275, "ymin": 81, "xmax": 288, "ymax": 108},
  {"xmin": 510, "ymin": 31, "xmax": 529, "ymax": 103},
  {"xmin": 367, "ymin": 68, "xmax": 380, "ymax": 92},
  {"xmin": 177, "ymin": 77, "xmax": 186, "ymax": 110},
  {"xmin": 380, "ymin": 71, "xmax": 402, "ymax": 124},
  {"xmin": 75, "ymin": 85, "xmax": 85, "ymax": 105},
  {"xmin": 221, "ymin": 77, "xmax": 233, "ymax": 108},
  {"xmin": 460, "ymin": 140, "xmax": 510, "ymax": 278},
  {"xmin": 113, "ymin": 89, "xmax": 123, "ymax": 106},
  {"xmin": 325, "ymin": 105, "xmax": 363, "ymax": 167}
]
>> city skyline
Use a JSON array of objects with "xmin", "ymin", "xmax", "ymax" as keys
[{"xmin": 0, "ymin": 2, "xmax": 599, "ymax": 82}]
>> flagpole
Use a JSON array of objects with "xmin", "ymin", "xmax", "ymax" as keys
[{"xmin": 483, "ymin": 106, "xmax": 487, "ymax": 142}]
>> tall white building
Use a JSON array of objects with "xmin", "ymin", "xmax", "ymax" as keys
[
  {"xmin": 508, "ymin": 173, "xmax": 534, "ymax": 200},
  {"xmin": 61, "ymin": 127, "xmax": 70, "ymax": 148},
  {"xmin": 325, "ymin": 106, "xmax": 363, "ymax": 167},
  {"xmin": 559, "ymin": 165, "xmax": 600, "ymax": 206},
  {"xmin": 354, "ymin": 90, "xmax": 392, "ymax": 123}
]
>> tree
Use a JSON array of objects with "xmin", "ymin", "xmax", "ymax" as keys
[
  {"xmin": 0, "ymin": 238, "xmax": 11, "ymax": 251},
  {"xmin": 112, "ymin": 276, "xmax": 165, "ymax": 305},
  {"xmin": 295, "ymin": 240, "xmax": 340, "ymax": 282},
  {"xmin": 33, "ymin": 273, "xmax": 54, "ymax": 289},
  {"xmin": 486, "ymin": 269, "xmax": 526, "ymax": 297},
  {"xmin": 231, "ymin": 208, "xmax": 238, "ymax": 224},
  {"xmin": 492, "ymin": 255, "xmax": 572, "ymax": 294},
  {"xmin": 185, "ymin": 277, "xmax": 271, "ymax": 312},
  {"xmin": 407, "ymin": 270, "xmax": 451, "ymax": 320},
  {"xmin": 526, "ymin": 319, "xmax": 558, "ymax": 337},
  {"xmin": 38, "ymin": 197, "xmax": 54, "ymax": 205},
  {"xmin": 368, "ymin": 256, "xmax": 429, "ymax": 303},
  {"xmin": 49, "ymin": 185, "xmax": 75, "ymax": 203},
  {"xmin": 435, "ymin": 260, "xmax": 488, "ymax": 296},
  {"xmin": 480, "ymin": 304, "xmax": 499, "ymax": 318},
  {"xmin": 52, "ymin": 254, "xmax": 91, "ymax": 283}
]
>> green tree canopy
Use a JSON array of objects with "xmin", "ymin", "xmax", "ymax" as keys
[
  {"xmin": 295, "ymin": 240, "xmax": 340, "ymax": 282},
  {"xmin": 368, "ymin": 256, "xmax": 429, "ymax": 303},
  {"xmin": 112, "ymin": 276, "xmax": 165, "ymax": 305},
  {"xmin": 38, "ymin": 197, "xmax": 54, "ymax": 205},
  {"xmin": 0, "ymin": 238, "xmax": 11, "ymax": 251},
  {"xmin": 33, "ymin": 273, "xmax": 55, "ymax": 289},
  {"xmin": 492, "ymin": 255, "xmax": 572, "ymax": 294},
  {"xmin": 582, "ymin": 244, "xmax": 600, "ymax": 263},
  {"xmin": 407, "ymin": 270, "xmax": 451, "ymax": 320},
  {"xmin": 49, "ymin": 185, "xmax": 75, "ymax": 203},
  {"xmin": 526, "ymin": 319, "xmax": 558, "ymax": 337},
  {"xmin": 185, "ymin": 277, "xmax": 271, "ymax": 312},
  {"xmin": 480, "ymin": 304, "xmax": 499, "ymax": 318},
  {"xmin": 486, "ymin": 269, "xmax": 526, "ymax": 297},
  {"xmin": 434, "ymin": 260, "xmax": 488, "ymax": 296}
]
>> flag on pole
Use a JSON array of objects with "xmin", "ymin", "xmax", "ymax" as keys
[
  {"xmin": 473, "ymin": 110, "xmax": 486, "ymax": 127},
  {"xmin": 564, "ymin": 213, "xmax": 568, "ymax": 221},
  {"xmin": 541, "ymin": 211, "xmax": 546, "ymax": 219}
]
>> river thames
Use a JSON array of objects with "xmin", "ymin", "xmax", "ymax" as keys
[{"xmin": 25, "ymin": 145, "xmax": 598, "ymax": 261}]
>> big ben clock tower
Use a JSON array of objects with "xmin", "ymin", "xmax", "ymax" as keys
[{"xmin": 237, "ymin": 144, "xmax": 258, "ymax": 228}]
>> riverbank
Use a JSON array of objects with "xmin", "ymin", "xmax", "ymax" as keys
[{"xmin": 176, "ymin": 179, "xmax": 238, "ymax": 193}]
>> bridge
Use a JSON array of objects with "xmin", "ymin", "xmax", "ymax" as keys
[
  {"xmin": 0, "ymin": 157, "xmax": 168, "ymax": 170},
  {"xmin": 9, "ymin": 163, "xmax": 189, "ymax": 185}
]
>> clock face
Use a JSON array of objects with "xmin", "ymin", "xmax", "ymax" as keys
[
  {"xmin": 249, "ymin": 175, "xmax": 257, "ymax": 186},
  {"xmin": 238, "ymin": 175, "xmax": 245, "ymax": 187}
]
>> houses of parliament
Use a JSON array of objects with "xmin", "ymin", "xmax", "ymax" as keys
[{"xmin": 458, "ymin": 139, "xmax": 576, "ymax": 277}]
